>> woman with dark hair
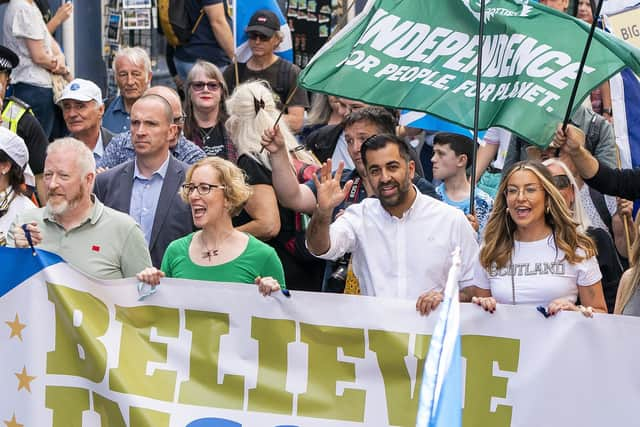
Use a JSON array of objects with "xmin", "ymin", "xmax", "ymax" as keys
[
  {"xmin": 471, "ymin": 160, "xmax": 607, "ymax": 316},
  {"xmin": 0, "ymin": 127, "xmax": 35, "ymax": 244},
  {"xmin": 183, "ymin": 60, "xmax": 237, "ymax": 162}
]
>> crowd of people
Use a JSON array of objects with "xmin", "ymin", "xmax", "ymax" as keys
[{"xmin": 1, "ymin": 1, "xmax": 640, "ymax": 316}]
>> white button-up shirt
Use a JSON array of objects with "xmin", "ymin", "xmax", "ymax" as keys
[{"xmin": 314, "ymin": 190, "xmax": 479, "ymax": 300}]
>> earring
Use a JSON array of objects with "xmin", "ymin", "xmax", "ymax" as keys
[
  {"xmin": 505, "ymin": 207, "xmax": 509, "ymax": 213},
  {"xmin": 546, "ymin": 205, "xmax": 550, "ymax": 214}
]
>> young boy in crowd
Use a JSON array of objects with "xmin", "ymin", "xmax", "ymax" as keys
[{"xmin": 431, "ymin": 132, "xmax": 494, "ymax": 237}]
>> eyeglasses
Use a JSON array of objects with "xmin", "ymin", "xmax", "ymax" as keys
[
  {"xmin": 173, "ymin": 113, "xmax": 186, "ymax": 125},
  {"xmin": 181, "ymin": 183, "xmax": 226, "ymax": 196},
  {"xmin": 247, "ymin": 32, "xmax": 272, "ymax": 41},
  {"xmin": 552, "ymin": 174, "xmax": 571, "ymax": 190},
  {"xmin": 504, "ymin": 185, "xmax": 544, "ymax": 200},
  {"xmin": 190, "ymin": 81, "xmax": 221, "ymax": 92}
]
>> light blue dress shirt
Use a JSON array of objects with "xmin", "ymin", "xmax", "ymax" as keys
[
  {"xmin": 92, "ymin": 132, "xmax": 105, "ymax": 162},
  {"xmin": 130, "ymin": 155, "xmax": 170, "ymax": 244}
]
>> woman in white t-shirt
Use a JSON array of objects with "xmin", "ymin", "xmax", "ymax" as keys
[
  {"xmin": 471, "ymin": 161, "xmax": 607, "ymax": 316},
  {"xmin": 2, "ymin": 0, "xmax": 71, "ymax": 138}
]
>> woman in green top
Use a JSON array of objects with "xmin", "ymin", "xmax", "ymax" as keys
[{"xmin": 137, "ymin": 157, "xmax": 285, "ymax": 295}]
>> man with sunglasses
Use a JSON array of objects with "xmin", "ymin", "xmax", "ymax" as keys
[
  {"xmin": 58, "ymin": 79, "xmax": 114, "ymax": 164},
  {"xmin": 94, "ymin": 94, "xmax": 194, "ymax": 267},
  {"xmin": 98, "ymin": 86, "xmax": 205, "ymax": 170},
  {"xmin": 223, "ymin": 10, "xmax": 308, "ymax": 132}
]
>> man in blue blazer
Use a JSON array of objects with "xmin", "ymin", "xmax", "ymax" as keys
[{"xmin": 94, "ymin": 94, "xmax": 194, "ymax": 267}]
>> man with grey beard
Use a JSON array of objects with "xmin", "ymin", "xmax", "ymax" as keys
[{"xmin": 8, "ymin": 137, "xmax": 151, "ymax": 279}]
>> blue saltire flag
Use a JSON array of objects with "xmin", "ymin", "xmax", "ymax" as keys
[
  {"xmin": 1, "ymin": 247, "xmax": 62, "ymax": 296},
  {"xmin": 612, "ymin": 68, "xmax": 640, "ymax": 170},
  {"xmin": 415, "ymin": 248, "xmax": 462, "ymax": 427},
  {"xmin": 603, "ymin": 1, "xmax": 640, "ymax": 214},
  {"xmin": 233, "ymin": 0, "xmax": 293, "ymax": 63},
  {"xmin": 400, "ymin": 111, "xmax": 486, "ymax": 141}
]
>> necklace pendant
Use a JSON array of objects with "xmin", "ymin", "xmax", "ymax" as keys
[{"xmin": 202, "ymin": 249, "xmax": 219, "ymax": 261}]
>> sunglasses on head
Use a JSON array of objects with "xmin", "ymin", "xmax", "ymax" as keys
[
  {"xmin": 190, "ymin": 81, "xmax": 221, "ymax": 92},
  {"xmin": 552, "ymin": 174, "xmax": 571, "ymax": 189},
  {"xmin": 247, "ymin": 32, "xmax": 272, "ymax": 41}
]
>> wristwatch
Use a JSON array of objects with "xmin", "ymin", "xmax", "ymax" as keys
[{"xmin": 602, "ymin": 108, "xmax": 613, "ymax": 115}]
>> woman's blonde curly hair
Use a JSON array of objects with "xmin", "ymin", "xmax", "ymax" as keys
[{"xmin": 182, "ymin": 157, "xmax": 253, "ymax": 217}]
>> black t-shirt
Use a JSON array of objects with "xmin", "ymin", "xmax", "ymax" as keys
[
  {"xmin": 193, "ymin": 123, "xmax": 227, "ymax": 159},
  {"xmin": 223, "ymin": 58, "xmax": 309, "ymax": 111},
  {"xmin": 234, "ymin": 154, "xmax": 323, "ymax": 291},
  {"xmin": 174, "ymin": 0, "xmax": 231, "ymax": 67}
]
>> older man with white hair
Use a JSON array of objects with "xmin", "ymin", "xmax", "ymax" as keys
[
  {"xmin": 58, "ymin": 78, "xmax": 114, "ymax": 163},
  {"xmin": 103, "ymin": 47, "xmax": 152, "ymax": 134},
  {"xmin": 8, "ymin": 138, "xmax": 151, "ymax": 279}
]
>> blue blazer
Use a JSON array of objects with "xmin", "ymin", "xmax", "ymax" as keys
[{"xmin": 94, "ymin": 155, "xmax": 194, "ymax": 268}]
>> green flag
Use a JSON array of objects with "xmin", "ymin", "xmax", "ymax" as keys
[{"xmin": 299, "ymin": 0, "xmax": 640, "ymax": 147}]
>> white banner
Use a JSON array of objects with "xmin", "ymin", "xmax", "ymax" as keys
[{"xmin": 2, "ymin": 257, "xmax": 639, "ymax": 427}]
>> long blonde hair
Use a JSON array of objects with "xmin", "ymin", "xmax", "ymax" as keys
[
  {"xmin": 480, "ymin": 161, "xmax": 596, "ymax": 270},
  {"xmin": 225, "ymin": 80, "xmax": 318, "ymax": 171},
  {"xmin": 542, "ymin": 158, "xmax": 591, "ymax": 233}
]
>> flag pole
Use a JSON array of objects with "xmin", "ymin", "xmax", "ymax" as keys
[
  {"xmin": 468, "ymin": 0, "xmax": 487, "ymax": 215},
  {"xmin": 232, "ymin": 0, "xmax": 239, "ymax": 87},
  {"xmin": 561, "ymin": 0, "xmax": 605, "ymax": 131}
]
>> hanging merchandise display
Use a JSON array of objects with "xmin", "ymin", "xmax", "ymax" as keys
[
  {"xmin": 285, "ymin": 0, "xmax": 347, "ymax": 68},
  {"xmin": 101, "ymin": 0, "xmax": 157, "ymax": 97}
]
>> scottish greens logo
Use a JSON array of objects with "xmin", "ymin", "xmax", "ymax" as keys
[{"xmin": 461, "ymin": 0, "xmax": 532, "ymax": 22}]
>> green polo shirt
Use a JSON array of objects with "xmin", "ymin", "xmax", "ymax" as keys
[{"xmin": 8, "ymin": 196, "xmax": 152, "ymax": 280}]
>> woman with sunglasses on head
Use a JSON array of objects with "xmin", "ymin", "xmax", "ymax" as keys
[
  {"xmin": 136, "ymin": 157, "xmax": 285, "ymax": 296},
  {"xmin": 183, "ymin": 60, "xmax": 237, "ymax": 162},
  {"xmin": 543, "ymin": 158, "xmax": 623, "ymax": 313},
  {"xmin": 471, "ymin": 160, "xmax": 607, "ymax": 316},
  {"xmin": 226, "ymin": 80, "xmax": 325, "ymax": 292}
]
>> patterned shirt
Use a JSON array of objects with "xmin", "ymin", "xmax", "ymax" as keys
[
  {"xmin": 97, "ymin": 131, "xmax": 206, "ymax": 169},
  {"xmin": 435, "ymin": 183, "xmax": 494, "ymax": 238}
]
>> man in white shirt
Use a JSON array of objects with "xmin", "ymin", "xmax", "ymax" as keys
[{"xmin": 306, "ymin": 133, "xmax": 479, "ymax": 314}]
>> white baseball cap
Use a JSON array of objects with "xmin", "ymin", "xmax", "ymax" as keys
[
  {"xmin": 0, "ymin": 127, "xmax": 34, "ymax": 186},
  {"xmin": 57, "ymin": 78, "xmax": 103, "ymax": 106}
]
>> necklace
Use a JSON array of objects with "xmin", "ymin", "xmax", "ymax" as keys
[
  {"xmin": 199, "ymin": 230, "xmax": 234, "ymax": 261},
  {"xmin": 199, "ymin": 126, "xmax": 215, "ymax": 144}
]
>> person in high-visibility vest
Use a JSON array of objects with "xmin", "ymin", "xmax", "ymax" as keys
[{"xmin": 0, "ymin": 45, "xmax": 48, "ymax": 203}]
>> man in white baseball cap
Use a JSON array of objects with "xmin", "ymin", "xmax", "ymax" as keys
[{"xmin": 58, "ymin": 78, "xmax": 114, "ymax": 162}]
